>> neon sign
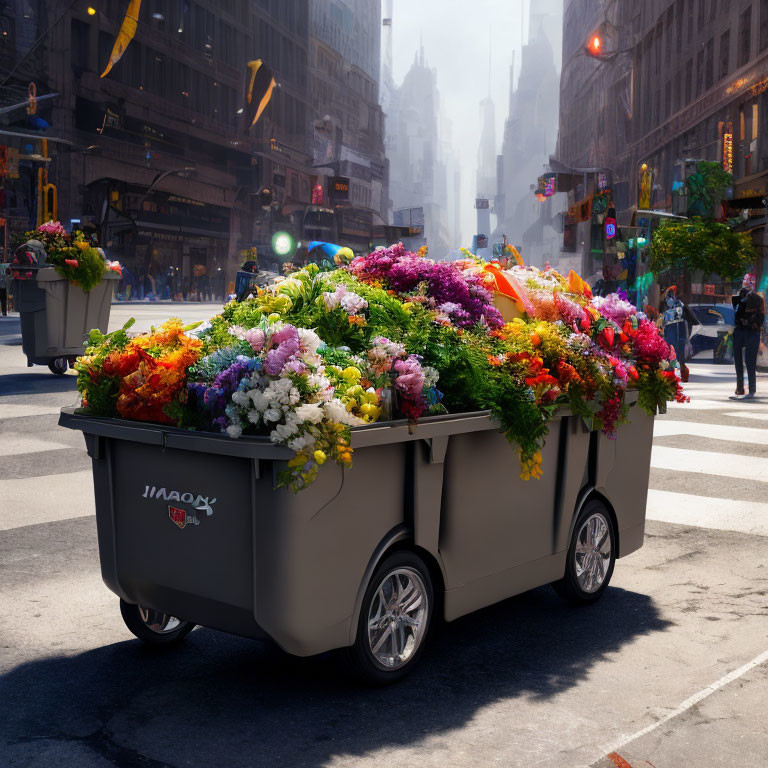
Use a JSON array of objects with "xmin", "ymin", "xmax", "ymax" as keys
[
  {"xmin": 605, "ymin": 217, "xmax": 617, "ymax": 239},
  {"xmin": 722, "ymin": 126, "xmax": 733, "ymax": 173}
]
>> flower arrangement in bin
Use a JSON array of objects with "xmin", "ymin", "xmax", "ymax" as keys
[
  {"xmin": 13, "ymin": 221, "xmax": 120, "ymax": 292},
  {"xmin": 75, "ymin": 244, "xmax": 685, "ymax": 491}
]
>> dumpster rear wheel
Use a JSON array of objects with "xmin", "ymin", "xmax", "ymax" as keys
[
  {"xmin": 553, "ymin": 500, "xmax": 616, "ymax": 605},
  {"xmin": 48, "ymin": 357, "xmax": 68, "ymax": 375},
  {"xmin": 119, "ymin": 599, "xmax": 195, "ymax": 645},
  {"xmin": 344, "ymin": 551, "xmax": 434, "ymax": 685}
]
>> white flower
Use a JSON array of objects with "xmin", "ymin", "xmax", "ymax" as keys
[
  {"xmin": 228, "ymin": 325, "xmax": 248, "ymax": 340},
  {"xmin": 247, "ymin": 410, "xmax": 261, "ymax": 425},
  {"xmin": 295, "ymin": 402, "xmax": 325, "ymax": 424},
  {"xmin": 340, "ymin": 291, "xmax": 368, "ymax": 315},
  {"xmin": 249, "ymin": 390, "xmax": 269, "ymax": 411},
  {"xmin": 324, "ymin": 399, "xmax": 365, "ymax": 426},
  {"xmin": 231, "ymin": 390, "xmax": 249, "ymax": 407},
  {"xmin": 226, "ymin": 424, "xmax": 243, "ymax": 439},
  {"xmin": 264, "ymin": 407, "xmax": 282, "ymax": 423},
  {"xmin": 298, "ymin": 328, "xmax": 323, "ymax": 355},
  {"xmin": 322, "ymin": 284, "xmax": 347, "ymax": 310}
]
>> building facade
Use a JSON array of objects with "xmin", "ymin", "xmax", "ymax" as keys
[
  {"xmin": 556, "ymin": 0, "xmax": 768, "ymax": 291},
  {"xmin": 308, "ymin": 0, "xmax": 388, "ymax": 252},
  {"xmin": 387, "ymin": 47, "xmax": 451, "ymax": 258}
]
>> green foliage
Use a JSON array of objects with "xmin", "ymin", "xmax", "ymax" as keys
[
  {"xmin": 650, "ymin": 218, "xmax": 757, "ymax": 281},
  {"xmin": 49, "ymin": 245, "xmax": 107, "ymax": 292},
  {"xmin": 74, "ymin": 319, "xmax": 135, "ymax": 416},
  {"xmin": 685, "ymin": 161, "xmax": 733, "ymax": 214},
  {"xmin": 636, "ymin": 370, "xmax": 676, "ymax": 416}
]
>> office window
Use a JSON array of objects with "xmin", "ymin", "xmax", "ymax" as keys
[
  {"xmin": 688, "ymin": 0, "xmax": 695, "ymax": 42},
  {"xmin": 699, "ymin": 0, "xmax": 707, "ymax": 28},
  {"xmin": 720, "ymin": 29, "xmax": 731, "ymax": 78},
  {"xmin": 71, "ymin": 19, "xmax": 90, "ymax": 73},
  {"xmin": 676, "ymin": 0, "xmax": 684, "ymax": 49},
  {"xmin": 686, "ymin": 59, "xmax": 693, "ymax": 103},
  {"xmin": 761, "ymin": 0, "xmax": 768, "ymax": 50},
  {"xmin": 696, "ymin": 47, "xmax": 705, "ymax": 95},
  {"xmin": 738, "ymin": 6, "xmax": 753, "ymax": 67},
  {"xmin": 705, "ymin": 38, "xmax": 714, "ymax": 89}
]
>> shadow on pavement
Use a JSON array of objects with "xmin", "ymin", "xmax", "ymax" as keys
[
  {"xmin": 0, "ymin": 586, "xmax": 670, "ymax": 768},
  {"xmin": 0, "ymin": 372, "xmax": 78, "ymax": 396}
]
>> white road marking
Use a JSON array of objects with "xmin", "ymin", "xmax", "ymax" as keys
[
  {"xmin": 651, "ymin": 445, "xmax": 768, "ymax": 481},
  {"xmin": 0, "ymin": 471, "xmax": 94, "ymax": 531},
  {"xmin": 0, "ymin": 435, "xmax": 71, "ymax": 457},
  {"xmin": 0, "ymin": 404, "xmax": 63, "ymax": 419},
  {"xmin": 595, "ymin": 650, "xmax": 768, "ymax": 764},
  {"xmin": 666, "ymin": 399, "xmax": 734, "ymax": 410},
  {"xmin": 646, "ymin": 489, "xmax": 768, "ymax": 536},
  {"xmin": 653, "ymin": 419, "xmax": 768, "ymax": 445}
]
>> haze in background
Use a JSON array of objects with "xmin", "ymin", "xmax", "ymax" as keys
[{"xmin": 389, "ymin": 0, "xmax": 548, "ymax": 247}]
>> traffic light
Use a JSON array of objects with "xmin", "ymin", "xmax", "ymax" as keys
[{"xmin": 259, "ymin": 187, "xmax": 273, "ymax": 209}]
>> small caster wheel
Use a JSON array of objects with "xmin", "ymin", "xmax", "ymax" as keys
[
  {"xmin": 119, "ymin": 599, "xmax": 195, "ymax": 645},
  {"xmin": 48, "ymin": 357, "xmax": 68, "ymax": 375}
]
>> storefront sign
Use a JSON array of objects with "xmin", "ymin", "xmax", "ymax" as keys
[
  {"xmin": 330, "ymin": 176, "xmax": 350, "ymax": 200},
  {"xmin": 168, "ymin": 195, "xmax": 206, "ymax": 207},
  {"xmin": 722, "ymin": 125, "xmax": 734, "ymax": 173},
  {"xmin": 312, "ymin": 184, "xmax": 324, "ymax": 205},
  {"xmin": 704, "ymin": 284, "xmax": 716, "ymax": 295},
  {"xmin": 692, "ymin": 283, "xmax": 703, "ymax": 294}
]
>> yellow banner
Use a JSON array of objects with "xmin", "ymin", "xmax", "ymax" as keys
[{"xmin": 101, "ymin": 0, "xmax": 142, "ymax": 79}]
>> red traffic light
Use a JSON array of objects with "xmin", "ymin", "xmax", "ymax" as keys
[{"xmin": 588, "ymin": 35, "xmax": 603, "ymax": 56}]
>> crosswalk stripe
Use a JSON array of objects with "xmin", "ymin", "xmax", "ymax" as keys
[
  {"xmin": 651, "ymin": 445, "xmax": 768, "ymax": 482},
  {"xmin": 0, "ymin": 404, "xmax": 64, "ymax": 419},
  {"xmin": 653, "ymin": 420, "xmax": 768, "ymax": 445},
  {"xmin": 0, "ymin": 435, "xmax": 71, "ymax": 457},
  {"xmin": 0, "ymin": 471, "xmax": 94, "ymax": 531},
  {"xmin": 646, "ymin": 489, "xmax": 768, "ymax": 536}
]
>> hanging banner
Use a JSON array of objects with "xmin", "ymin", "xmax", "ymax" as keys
[
  {"xmin": 244, "ymin": 60, "xmax": 276, "ymax": 127},
  {"xmin": 101, "ymin": 0, "xmax": 143, "ymax": 78},
  {"xmin": 639, "ymin": 168, "xmax": 653, "ymax": 209}
]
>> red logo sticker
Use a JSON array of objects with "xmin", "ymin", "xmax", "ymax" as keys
[{"xmin": 168, "ymin": 506, "xmax": 187, "ymax": 529}]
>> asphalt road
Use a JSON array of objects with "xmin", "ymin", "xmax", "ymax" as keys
[{"xmin": 1, "ymin": 305, "xmax": 767, "ymax": 768}]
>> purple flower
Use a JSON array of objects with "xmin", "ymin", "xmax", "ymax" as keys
[{"xmin": 264, "ymin": 325, "xmax": 300, "ymax": 376}]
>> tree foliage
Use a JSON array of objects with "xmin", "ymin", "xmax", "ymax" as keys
[{"xmin": 650, "ymin": 218, "xmax": 757, "ymax": 280}]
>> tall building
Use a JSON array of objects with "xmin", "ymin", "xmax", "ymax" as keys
[
  {"xmin": 387, "ymin": 46, "xmax": 451, "ymax": 258},
  {"xmin": 495, "ymin": 2, "xmax": 562, "ymax": 266},
  {"xmin": 309, "ymin": 0, "xmax": 388, "ymax": 251},
  {"xmin": 1, "ymin": 0, "xmax": 312, "ymax": 299},
  {"xmin": 555, "ymin": 0, "xmax": 768, "ymax": 289}
]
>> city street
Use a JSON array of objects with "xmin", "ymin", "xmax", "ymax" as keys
[{"xmin": 0, "ymin": 305, "xmax": 767, "ymax": 768}]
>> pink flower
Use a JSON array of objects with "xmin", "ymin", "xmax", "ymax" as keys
[
  {"xmin": 246, "ymin": 328, "xmax": 265, "ymax": 353},
  {"xmin": 264, "ymin": 325, "xmax": 300, "ymax": 376}
]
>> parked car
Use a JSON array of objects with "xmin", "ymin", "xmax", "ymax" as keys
[{"xmin": 689, "ymin": 303, "xmax": 735, "ymax": 357}]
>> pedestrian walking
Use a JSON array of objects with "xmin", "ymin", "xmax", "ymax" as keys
[
  {"xmin": 661, "ymin": 286, "xmax": 690, "ymax": 382},
  {"xmin": 0, "ymin": 259, "xmax": 8, "ymax": 315},
  {"xmin": 730, "ymin": 276, "xmax": 766, "ymax": 400}
]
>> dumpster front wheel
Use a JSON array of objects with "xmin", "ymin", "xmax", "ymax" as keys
[
  {"xmin": 344, "ymin": 551, "xmax": 434, "ymax": 685},
  {"xmin": 119, "ymin": 599, "xmax": 195, "ymax": 645},
  {"xmin": 553, "ymin": 500, "xmax": 616, "ymax": 605},
  {"xmin": 48, "ymin": 357, "xmax": 68, "ymax": 375}
]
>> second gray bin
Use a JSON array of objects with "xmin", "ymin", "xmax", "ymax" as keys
[
  {"xmin": 59, "ymin": 393, "xmax": 654, "ymax": 658},
  {"xmin": 15, "ymin": 268, "xmax": 118, "ymax": 366}
]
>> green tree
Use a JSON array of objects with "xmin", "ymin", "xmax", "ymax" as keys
[{"xmin": 650, "ymin": 218, "xmax": 757, "ymax": 281}]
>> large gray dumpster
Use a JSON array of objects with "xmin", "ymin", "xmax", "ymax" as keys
[
  {"xmin": 14, "ymin": 268, "xmax": 118, "ymax": 373},
  {"xmin": 59, "ymin": 393, "xmax": 654, "ymax": 682}
]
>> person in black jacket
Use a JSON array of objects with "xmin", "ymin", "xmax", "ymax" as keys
[{"xmin": 730, "ymin": 282, "xmax": 766, "ymax": 400}]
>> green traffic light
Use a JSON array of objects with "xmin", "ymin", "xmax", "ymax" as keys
[{"xmin": 272, "ymin": 231, "xmax": 294, "ymax": 256}]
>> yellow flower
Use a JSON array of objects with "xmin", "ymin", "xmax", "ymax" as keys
[
  {"xmin": 313, "ymin": 450, "xmax": 327, "ymax": 465},
  {"xmin": 75, "ymin": 240, "xmax": 89, "ymax": 251},
  {"xmin": 342, "ymin": 366, "xmax": 361, "ymax": 383}
]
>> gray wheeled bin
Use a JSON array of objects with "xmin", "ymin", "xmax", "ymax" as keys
[
  {"xmin": 59, "ymin": 392, "xmax": 655, "ymax": 683},
  {"xmin": 13, "ymin": 267, "xmax": 119, "ymax": 374}
]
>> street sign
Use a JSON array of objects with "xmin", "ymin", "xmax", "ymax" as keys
[
  {"xmin": 475, "ymin": 198, "xmax": 490, "ymax": 210},
  {"xmin": 704, "ymin": 284, "xmax": 716, "ymax": 295}
]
